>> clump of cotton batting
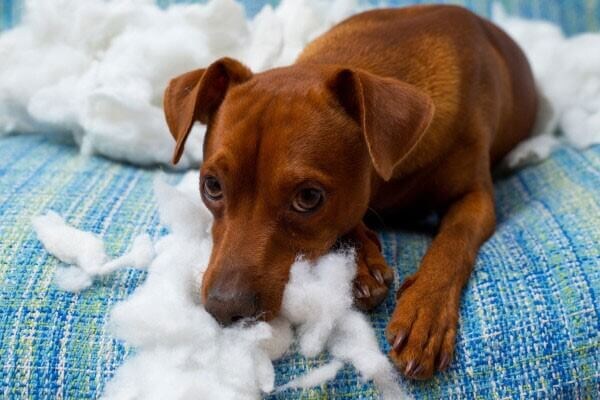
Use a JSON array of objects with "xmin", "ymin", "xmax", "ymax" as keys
[
  {"xmin": 33, "ymin": 172, "xmax": 411, "ymax": 399},
  {"xmin": 493, "ymin": 4, "xmax": 600, "ymax": 168},
  {"xmin": 0, "ymin": 0, "xmax": 359, "ymax": 167}
]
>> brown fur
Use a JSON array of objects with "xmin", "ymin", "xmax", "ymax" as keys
[{"xmin": 163, "ymin": 5, "xmax": 537, "ymax": 380}]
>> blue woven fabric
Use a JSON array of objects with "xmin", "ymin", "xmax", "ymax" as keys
[
  {"xmin": 1, "ymin": 133, "xmax": 599, "ymax": 399},
  {"xmin": 1, "ymin": 0, "xmax": 600, "ymax": 398},
  {"xmin": 1, "ymin": 0, "xmax": 600, "ymax": 34}
]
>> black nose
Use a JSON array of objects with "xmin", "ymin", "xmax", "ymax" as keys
[{"xmin": 204, "ymin": 289, "xmax": 259, "ymax": 326}]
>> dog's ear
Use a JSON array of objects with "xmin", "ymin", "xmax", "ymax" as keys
[
  {"xmin": 163, "ymin": 57, "xmax": 252, "ymax": 164},
  {"xmin": 328, "ymin": 68, "xmax": 434, "ymax": 181}
]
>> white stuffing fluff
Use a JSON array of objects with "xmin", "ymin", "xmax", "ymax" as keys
[
  {"xmin": 3, "ymin": 0, "xmax": 597, "ymax": 168},
  {"xmin": 492, "ymin": 4, "xmax": 600, "ymax": 167},
  {"xmin": 32, "ymin": 212, "xmax": 154, "ymax": 291},
  {"xmin": 0, "ymin": 0, "xmax": 358, "ymax": 168},
  {"xmin": 33, "ymin": 172, "xmax": 411, "ymax": 400},
  {"xmin": 282, "ymin": 253, "xmax": 357, "ymax": 357},
  {"xmin": 277, "ymin": 359, "xmax": 345, "ymax": 391}
]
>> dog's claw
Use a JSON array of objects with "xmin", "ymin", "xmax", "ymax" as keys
[
  {"xmin": 405, "ymin": 360, "xmax": 420, "ymax": 377},
  {"xmin": 392, "ymin": 330, "xmax": 407, "ymax": 351},
  {"xmin": 354, "ymin": 282, "xmax": 370, "ymax": 298},
  {"xmin": 413, "ymin": 364, "xmax": 425, "ymax": 378},
  {"xmin": 373, "ymin": 269, "xmax": 385, "ymax": 285},
  {"xmin": 437, "ymin": 352, "xmax": 451, "ymax": 371}
]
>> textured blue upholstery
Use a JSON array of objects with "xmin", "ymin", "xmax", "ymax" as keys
[{"xmin": 1, "ymin": 134, "xmax": 598, "ymax": 399}]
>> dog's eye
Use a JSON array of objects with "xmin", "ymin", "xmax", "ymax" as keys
[
  {"xmin": 292, "ymin": 187, "xmax": 325, "ymax": 213},
  {"xmin": 203, "ymin": 176, "xmax": 223, "ymax": 201}
]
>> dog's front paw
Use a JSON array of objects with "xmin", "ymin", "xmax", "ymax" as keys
[
  {"xmin": 345, "ymin": 223, "xmax": 394, "ymax": 311},
  {"xmin": 386, "ymin": 275, "xmax": 459, "ymax": 380},
  {"xmin": 353, "ymin": 259, "xmax": 394, "ymax": 311}
]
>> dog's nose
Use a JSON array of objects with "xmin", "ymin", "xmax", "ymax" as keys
[{"xmin": 204, "ymin": 288, "xmax": 259, "ymax": 326}]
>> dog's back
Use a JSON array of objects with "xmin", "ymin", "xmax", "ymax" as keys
[{"xmin": 298, "ymin": 5, "xmax": 537, "ymax": 174}]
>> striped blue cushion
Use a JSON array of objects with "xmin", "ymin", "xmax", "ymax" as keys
[
  {"xmin": 1, "ymin": 0, "xmax": 600, "ymax": 34},
  {"xmin": 1, "ymin": 133, "xmax": 598, "ymax": 398}
]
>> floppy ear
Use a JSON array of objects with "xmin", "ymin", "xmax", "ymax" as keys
[
  {"xmin": 328, "ymin": 68, "xmax": 435, "ymax": 181},
  {"xmin": 163, "ymin": 57, "xmax": 252, "ymax": 164}
]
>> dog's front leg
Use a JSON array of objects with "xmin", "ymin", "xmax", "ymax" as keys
[{"xmin": 386, "ymin": 188, "xmax": 496, "ymax": 380}]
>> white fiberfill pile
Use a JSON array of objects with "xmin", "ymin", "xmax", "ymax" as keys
[
  {"xmin": 0, "ymin": 0, "xmax": 359, "ymax": 167},
  {"xmin": 1, "ymin": 0, "xmax": 599, "ymax": 168},
  {"xmin": 492, "ymin": 5, "xmax": 600, "ymax": 167},
  {"xmin": 32, "ymin": 172, "xmax": 411, "ymax": 400}
]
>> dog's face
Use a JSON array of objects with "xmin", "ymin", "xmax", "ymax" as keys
[{"xmin": 164, "ymin": 58, "xmax": 433, "ymax": 325}]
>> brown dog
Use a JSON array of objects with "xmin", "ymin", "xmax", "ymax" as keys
[{"xmin": 163, "ymin": 5, "xmax": 537, "ymax": 380}]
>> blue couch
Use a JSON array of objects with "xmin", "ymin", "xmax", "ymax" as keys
[{"xmin": 1, "ymin": 1, "xmax": 599, "ymax": 399}]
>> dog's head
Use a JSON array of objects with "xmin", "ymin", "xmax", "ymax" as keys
[{"xmin": 163, "ymin": 57, "xmax": 433, "ymax": 326}]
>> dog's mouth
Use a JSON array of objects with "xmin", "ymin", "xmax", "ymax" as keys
[
  {"xmin": 211, "ymin": 305, "xmax": 278, "ymax": 328},
  {"xmin": 202, "ymin": 238, "xmax": 341, "ymax": 327},
  {"xmin": 228, "ymin": 310, "xmax": 272, "ymax": 328}
]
